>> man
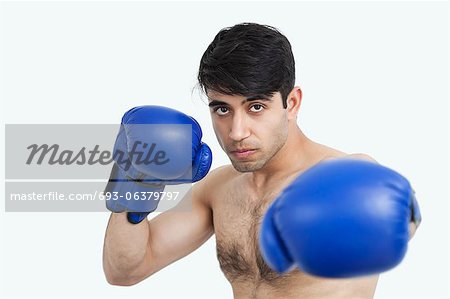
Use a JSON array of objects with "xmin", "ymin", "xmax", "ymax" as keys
[{"xmin": 103, "ymin": 23, "xmax": 420, "ymax": 298}]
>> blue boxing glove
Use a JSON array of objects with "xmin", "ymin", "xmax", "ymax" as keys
[
  {"xmin": 259, "ymin": 158, "xmax": 421, "ymax": 278},
  {"xmin": 105, "ymin": 106, "xmax": 212, "ymax": 224}
]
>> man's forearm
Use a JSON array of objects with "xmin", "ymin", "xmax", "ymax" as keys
[{"xmin": 103, "ymin": 213, "xmax": 151, "ymax": 284}]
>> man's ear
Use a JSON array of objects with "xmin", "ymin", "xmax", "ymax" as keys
[{"xmin": 286, "ymin": 87, "xmax": 302, "ymax": 120}]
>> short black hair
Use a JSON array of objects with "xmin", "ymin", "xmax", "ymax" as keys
[{"xmin": 197, "ymin": 23, "xmax": 295, "ymax": 109}]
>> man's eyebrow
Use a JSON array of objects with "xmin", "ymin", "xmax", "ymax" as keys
[
  {"xmin": 208, "ymin": 95, "xmax": 273, "ymax": 108},
  {"xmin": 208, "ymin": 100, "xmax": 228, "ymax": 108}
]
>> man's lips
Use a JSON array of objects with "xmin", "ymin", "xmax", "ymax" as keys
[
  {"xmin": 231, "ymin": 148, "xmax": 254, "ymax": 153},
  {"xmin": 230, "ymin": 149, "xmax": 257, "ymax": 158}
]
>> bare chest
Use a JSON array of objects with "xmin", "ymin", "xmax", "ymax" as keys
[
  {"xmin": 210, "ymin": 175, "xmax": 379, "ymax": 299},
  {"xmin": 211, "ymin": 179, "xmax": 294, "ymax": 284}
]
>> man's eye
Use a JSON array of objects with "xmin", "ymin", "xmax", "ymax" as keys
[
  {"xmin": 215, "ymin": 107, "xmax": 229, "ymax": 116},
  {"xmin": 250, "ymin": 104, "xmax": 264, "ymax": 113}
]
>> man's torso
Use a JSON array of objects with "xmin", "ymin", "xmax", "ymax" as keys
[{"xmin": 207, "ymin": 145, "xmax": 379, "ymax": 298}]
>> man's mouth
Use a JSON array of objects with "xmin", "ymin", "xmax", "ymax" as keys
[{"xmin": 230, "ymin": 149, "xmax": 257, "ymax": 159}]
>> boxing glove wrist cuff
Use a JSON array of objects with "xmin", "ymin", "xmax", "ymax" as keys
[{"xmin": 127, "ymin": 212, "xmax": 151, "ymax": 224}]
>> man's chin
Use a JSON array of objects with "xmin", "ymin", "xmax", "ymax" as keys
[{"xmin": 230, "ymin": 159, "xmax": 266, "ymax": 173}]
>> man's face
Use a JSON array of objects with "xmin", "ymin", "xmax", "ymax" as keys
[{"xmin": 208, "ymin": 91, "xmax": 289, "ymax": 172}]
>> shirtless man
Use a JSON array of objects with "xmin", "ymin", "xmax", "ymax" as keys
[{"xmin": 103, "ymin": 23, "xmax": 420, "ymax": 298}]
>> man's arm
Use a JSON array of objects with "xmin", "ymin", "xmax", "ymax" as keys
[
  {"xmin": 102, "ymin": 105, "xmax": 214, "ymax": 286},
  {"xmin": 103, "ymin": 171, "xmax": 215, "ymax": 286}
]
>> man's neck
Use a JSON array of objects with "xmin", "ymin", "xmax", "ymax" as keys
[{"xmin": 249, "ymin": 125, "xmax": 317, "ymax": 189}]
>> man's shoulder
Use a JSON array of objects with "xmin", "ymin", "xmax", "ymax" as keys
[
  {"xmin": 345, "ymin": 153, "xmax": 378, "ymax": 163},
  {"xmin": 200, "ymin": 164, "xmax": 238, "ymax": 186},
  {"xmin": 315, "ymin": 143, "xmax": 377, "ymax": 164},
  {"xmin": 193, "ymin": 164, "xmax": 238, "ymax": 203},
  {"xmin": 321, "ymin": 153, "xmax": 378, "ymax": 165}
]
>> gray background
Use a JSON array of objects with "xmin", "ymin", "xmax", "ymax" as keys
[{"xmin": 0, "ymin": 1, "xmax": 448, "ymax": 298}]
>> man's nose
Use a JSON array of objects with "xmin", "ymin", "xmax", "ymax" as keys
[{"xmin": 229, "ymin": 113, "xmax": 250, "ymax": 142}]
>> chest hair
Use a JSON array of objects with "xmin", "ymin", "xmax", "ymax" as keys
[{"xmin": 214, "ymin": 183, "xmax": 298, "ymax": 285}]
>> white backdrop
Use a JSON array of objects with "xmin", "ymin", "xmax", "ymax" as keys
[{"xmin": 0, "ymin": 1, "xmax": 448, "ymax": 298}]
